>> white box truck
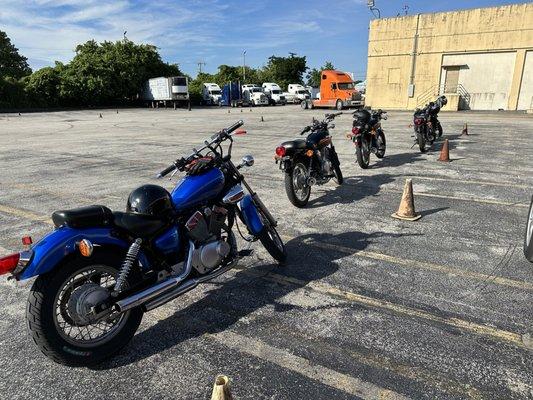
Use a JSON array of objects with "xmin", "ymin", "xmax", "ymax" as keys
[
  {"xmin": 202, "ymin": 83, "xmax": 222, "ymax": 105},
  {"xmin": 283, "ymin": 84, "xmax": 310, "ymax": 103},
  {"xmin": 143, "ymin": 76, "xmax": 190, "ymax": 109},
  {"xmin": 242, "ymin": 85, "xmax": 269, "ymax": 106},
  {"xmin": 262, "ymin": 83, "xmax": 286, "ymax": 105}
]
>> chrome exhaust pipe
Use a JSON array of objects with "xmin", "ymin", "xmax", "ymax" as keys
[
  {"xmin": 143, "ymin": 257, "xmax": 239, "ymax": 311},
  {"xmin": 115, "ymin": 241, "xmax": 195, "ymax": 313}
]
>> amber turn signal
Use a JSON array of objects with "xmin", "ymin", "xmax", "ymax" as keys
[
  {"xmin": 78, "ymin": 239, "xmax": 94, "ymax": 257},
  {"xmin": 305, "ymin": 150, "xmax": 314, "ymax": 157}
]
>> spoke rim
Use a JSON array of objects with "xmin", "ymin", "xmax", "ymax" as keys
[{"xmin": 53, "ymin": 265, "xmax": 129, "ymax": 347}]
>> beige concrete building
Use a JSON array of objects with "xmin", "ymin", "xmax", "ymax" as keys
[{"xmin": 365, "ymin": 3, "xmax": 533, "ymax": 111}]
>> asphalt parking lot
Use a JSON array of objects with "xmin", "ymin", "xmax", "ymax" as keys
[{"xmin": 0, "ymin": 105, "xmax": 532, "ymax": 399}]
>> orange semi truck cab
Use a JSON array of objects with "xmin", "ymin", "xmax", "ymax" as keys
[{"xmin": 302, "ymin": 70, "xmax": 364, "ymax": 110}]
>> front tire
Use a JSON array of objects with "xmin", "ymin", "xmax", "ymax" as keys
[
  {"xmin": 285, "ymin": 162, "xmax": 311, "ymax": 207},
  {"xmin": 258, "ymin": 224, "xmax": 286, "ymax": 263},
  {"xmin": 335, "ymin": 99, "xmax": 343, "ymax": 111},
  {"xmin": 26, "ymin": 251, "xmax": 143, "ymax": 366},
  {"xmin": 524, "ymin": 195, "xmax": 533, "ymax": 262},
  {"xmin": 376, "ymin": 131, "xmax": 386, "ymax": 158}
]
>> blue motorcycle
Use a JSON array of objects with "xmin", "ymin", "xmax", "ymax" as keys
[{"xmin": 0, "ymin": 120, "xmax": 285, "ymax": 366}]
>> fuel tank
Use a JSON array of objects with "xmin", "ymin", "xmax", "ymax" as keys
[{"xmin": 171, "ymin": 167, "xmax": 225, "ymax": 211}]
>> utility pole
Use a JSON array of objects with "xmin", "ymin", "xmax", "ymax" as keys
[
  {"xmin": 197, "ymin": 61, "xmax": 206, "ymax": 74},
  {"xmin": 242, "ymin": 50, "xmax": 247, "ymax": 82}
]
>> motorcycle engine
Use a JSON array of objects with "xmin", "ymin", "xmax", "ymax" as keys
[{"xmin": 185, "ymin": 206, "xmax": 231, "ymax": 274}]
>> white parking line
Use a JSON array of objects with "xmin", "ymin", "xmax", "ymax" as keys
[{"xmin": 211, "ymin": 331, "xmax": 410, "ymax": 400}]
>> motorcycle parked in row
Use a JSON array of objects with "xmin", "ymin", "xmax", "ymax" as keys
[
  {"xmin": 274, "ymin": 113, "xmax": 344, "ymax": 207},
  {"xmin": 0, "ymin": 120, "xmax": 286, "ymax": 366},
  {"xmin": 412, "ymin": 95, "xmax": 447, "ymax": 152},
  {"xmin": 348, "ymin": 109, "xmax": 387, "ymax": 169}
]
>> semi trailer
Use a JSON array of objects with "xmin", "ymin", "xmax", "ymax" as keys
[{"xmin": 142, "ymin": 76, "xmax": 190, "ymax": 109}]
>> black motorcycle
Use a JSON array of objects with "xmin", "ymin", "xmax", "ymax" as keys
[
  {"xmin": 349, "ymin": 109, "xmax": 387, "ymax": 169},
  {"xmin": 274, "ymin": 113, "xmax": 344, "ymax": 207},
  {"xmin": 413, "ymin": 95, "xmax": 447, "ymax": 152}
]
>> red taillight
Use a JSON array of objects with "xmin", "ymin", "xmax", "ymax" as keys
[
  {"xmin": 0, "ymin": 253, "xmax": 20, "ymax": 275},
  {"xmin": 275, "ymin": 146, "xmax": 286, "ymax": 157},
  {"xmin": 414, "ymin": 118, "xmax": 424, "ymax": 125},
  {"xmin": 22, "ymin": 236, "xmax": 32, "ymax": 245},
  {"xmin": 352, "ymin": 127, "xmax": 361, "ymax": 135}
]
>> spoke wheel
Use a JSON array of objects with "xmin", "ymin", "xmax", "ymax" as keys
[
  {"xmin": 53, "ymin": 265, "xmax": 127, "ymax": 347},
  {"xmin": 285, "ymin": 162, "xmax": 311, "ymax": 207},
  {"xmin": 26, "ymin": 251, "xmax": 143, "ymax": 366}
]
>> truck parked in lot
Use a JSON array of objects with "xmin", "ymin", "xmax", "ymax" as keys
[
  {"xmin": 301, "ymin": 70, "xmax": 363, "ymax": 110},
  {"xmin": 283, "ymin": 84, "xmax": 310, "ymax": 104},
  {"xmin": 220, "ymin": 82, "xmax": 249, "ymax": 107},
  {"xmin": 202, "ymin": 83, "xmax": 222, "ymax": 105},
  {"xmin": 242, "ymin": 84, "xmax": 269, "ymax": 106},
  {"xmin": 262, "ymin": 83, "xmax": 286, "ymax": 105},
  {"xmin": 142, "ymin": 76, "xmax": 190, "ymax": 109}
]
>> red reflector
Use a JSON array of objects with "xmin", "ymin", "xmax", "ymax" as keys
[
  {"xmin": 22, "ymin": 236, "xmax": 32, "ymax": 245},
  {"xmin": 275, "ymin": 146, "xmax": 286, "ymax": 157},
  {"xmin": 352, "ymin": 127, "xmax": 360, "ymax": 135},
  {"xmin": 0, "ymin": 253, "xmax": 20, "ymax": 275},
  {"xmin": 414, "ymin": 118, "xmax": 424, "ymax": 125}
]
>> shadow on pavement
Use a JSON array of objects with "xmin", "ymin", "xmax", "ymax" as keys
[
  {"xmin": 306, "ymin": 174, "xmax": 397, "ymax": 208},
  {"xmin": 93, "ymin": 230, "xmax": 398, "ymax": 370}
]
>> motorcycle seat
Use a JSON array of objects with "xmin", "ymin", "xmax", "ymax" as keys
[
  {"xmin": 281, "ymin": 139, "xmax": 307, "ymax": 150},
  {"xmin": 112, "ymin": 212, "xmax": 167, "ymax": 237},
  {"xmin": 52, "ymin": 205, "xmax": 113, "ymax": 228}
]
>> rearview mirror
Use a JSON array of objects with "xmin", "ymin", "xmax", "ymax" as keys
[{"xmin": 241, "ymin": 155, "xmax": 254, "ymax": 167}]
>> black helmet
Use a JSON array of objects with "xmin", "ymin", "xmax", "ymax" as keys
[
  {"xmin": 353, "ymin": 109, "xmax": 371, "ymax": 123},
  {"xmin": 126, "ymin": 184, "xmax": 174, "ymax": 217},
  {"xmin": 439, "ymin": 96, "xmax": 448, "ymax": 106}
]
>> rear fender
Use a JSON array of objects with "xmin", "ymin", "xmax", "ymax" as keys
[
  {"xmin": 238, "ymin": 195, "xmax": 264, "ymax": 236},
  {"xmin": 17, "ymin": 226, "xmax": 149, "ymax": 280}
]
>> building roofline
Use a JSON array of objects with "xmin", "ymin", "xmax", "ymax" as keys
[{"xmin": 370, "ymin": 2, "xmax": 531, "ymax": 24}]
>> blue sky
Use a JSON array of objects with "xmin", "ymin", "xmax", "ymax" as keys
[{"xmin": 0, "ymin": 0, "xmax": 527, "ymax": 79}]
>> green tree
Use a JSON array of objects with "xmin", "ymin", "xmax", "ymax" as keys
[
  {"xmin": 24, "ymin": 66, "xmax": 61, "ymax": 106},
  {"xmin": 262, "ymin": 54, "xmax": 307, "ymax": 90},
  {"xmin": 56, "ymin": 39, "xmax": 183, "ymax": 106},
  {"xmin": 306, "ymin": 61, "xmax": 335, "ymax": 87},
  {"xmin": 0, "ymin": 30, "xmax": 31, "ymax": 79}
]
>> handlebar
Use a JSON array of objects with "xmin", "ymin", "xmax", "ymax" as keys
[{"xmin": 157, "ymin": 120, "xmax": 244, "ymax": 178}]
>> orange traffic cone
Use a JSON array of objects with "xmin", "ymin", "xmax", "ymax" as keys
[
  {"xmin": 461, "ymin": 123, "xmax": 468, "ymax": 136},
  {"xmin": 211, "ymin": 375, "xmax": 233, "ymax": 400},
  {"xmin": 438, "ymin": 139, "xmax": 450, "ymax": 162},
  {"xmin": 392, "ymin": 179, "xmax": 421, "ymax": 221}
]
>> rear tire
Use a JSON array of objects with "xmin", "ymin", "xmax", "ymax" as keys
[
  {"xmin": 417, "ymin": 131, "xmax": 426, "ymax": 153},
  {"xmin": 285, "ymin": 162, "xmax": 311, "ymax": 207},
  {"xmin": 437, "ymin": 123, "xmax": 443, "ymax": 138},
  {"xmin": 26, "ymin": 250, "xmax": 143, "ymax": 366},
  {"xmin": 356, "ymin": 139, "xmax": 370, "ymax": 169},
  {"xmin": 524, "ymin": 195, "xmax": 533, "ymax": 262},
  {"xmin": 335, "ymin": 100, "xmax": 343, "ymax": 111},
  {"xmin": 301, "ymin": 100, "xmax": 308, "ymax": 110}
]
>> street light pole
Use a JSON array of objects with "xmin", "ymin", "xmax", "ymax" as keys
[{"xmin": 243, "ymin": 50, "xmax": 247, "ymax": 82}]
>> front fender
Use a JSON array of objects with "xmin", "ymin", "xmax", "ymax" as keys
[
  {"xmin": 238, "ymin": 195, "xmax": 264, "ymax": 236},
  {"xmin": 18, "ymin": 227, "xmax": 133, "ymax": 280}
]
